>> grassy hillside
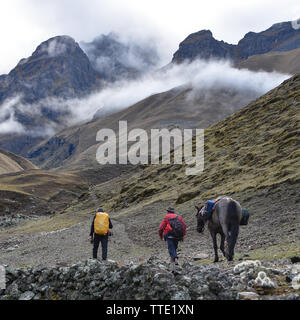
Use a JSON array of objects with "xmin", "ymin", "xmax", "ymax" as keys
[
  {"xmin": 96, "ymin": 73, "xmax": 300, "ymax": 210},
  {"xmin": 0, "ymin": 169, "xmax": 89, "ymax": 216}
]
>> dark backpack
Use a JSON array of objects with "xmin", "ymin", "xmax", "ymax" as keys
[
  {"xmin": 240, "ymin": 209, "xmax": 250, "ymax": 226},
  {"xmin": 168, "ymin": 215, "xmax": 184, "ymax": 240}
]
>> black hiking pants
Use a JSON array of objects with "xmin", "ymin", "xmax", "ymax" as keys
[{"xmin": 93, "ymin": 234, "xmax": 108, "ymax": 260}]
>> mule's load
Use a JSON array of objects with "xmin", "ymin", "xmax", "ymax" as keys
[
  {"xmin": 94, "ymin": 211, "xmax": 109, "ymax": 235},
  {"xmin": 202, "ymin": 197, "xmax": 225, "ymax": 220},
  {"xmin": 240, "ymin": 209, "xmax": 250, "ymax": 225},
  {"xmin": 203, "ymin": 200, "xmax": 216, "ymax": 220}
]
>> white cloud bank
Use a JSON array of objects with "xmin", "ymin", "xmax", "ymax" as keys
[
  {"xmin": 46, "ymin": 59, "xmax": 291, "ymax": 124},
  {"xmin": 0, "ymin": 59, "xmax": 291, "ymax": 136}
]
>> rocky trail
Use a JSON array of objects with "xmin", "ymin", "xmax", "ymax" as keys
[
  {"xmin": 0, "ymin": 218, "xmax": 146, "ymax": 268},
  {"xmin": 0, "ymin": 206, "xmax": 299, "ymax": 300},
  {"xmin": 0, "ymin": 181, "xmax": 299, "ymax": 300},
  {"xmin": 0, "ymin": 214, "xmax": 211, "ymax": 269}
]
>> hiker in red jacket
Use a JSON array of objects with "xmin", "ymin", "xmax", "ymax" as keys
[{"xmin": 159, "ymin": 207, "xmax": 186, "ymax": 269}]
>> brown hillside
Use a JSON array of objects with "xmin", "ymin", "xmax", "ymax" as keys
[
  {"xmin": 0, "ymin": 148, "xmax": 37, "ymax": 175},
  {"xmin": 237, "ymin": 48, "xmax": 300, "ymax": 75}
]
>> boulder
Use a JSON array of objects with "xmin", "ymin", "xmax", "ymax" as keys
[
  {"xmin": 19, "ymin": 291, "xmax": 35, "ymax": 300},
  {"xmin": 193, "ymin": 253, "xmax": 209, "ymax": 261},
  {"xmin": 237, "ymin": 291, "xmax": 260, "ymax": 300}
]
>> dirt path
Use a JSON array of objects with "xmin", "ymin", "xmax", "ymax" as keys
[
  {"xmin": 0, "ymin": 217, "xmax": 153, "ymax": 268},
  {"xmin": 1, "ymin": 181, "xmax": 299, "ymax": 269}
]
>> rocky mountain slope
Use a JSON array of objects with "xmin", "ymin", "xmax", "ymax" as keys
[
  {"xmin": 172, "ymin": 30, "xmax": 235, "ymax": 63},
  {"xmin": 0, "ymin": 36, "xmax": 102, "ymax": 106},
  {"xmin": 0, "ymin": 33, "xmax": 159, "ymax": 157},
  {"xmin": 0, "ymin": 36, "xmax": 104, "ymax": 156},
  {"xmin": 172, "ymin": 19, "xmax": 300, "ymax": 65},
  {"xmin": 1, "ymin": 20, "xmax": 299, "ymax": 157},
  {"xmin": 0, "ymin": 147, "xmax": 88, "ymax": 229}
]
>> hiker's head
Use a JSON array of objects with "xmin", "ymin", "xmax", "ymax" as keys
[
  {"xmin": 167, "ymin": 206, "xmax": 175, "ymax": 213},
  {"xmin": 195, "ymin": 205, "xmax": 205, "ymax": 233},
  {"xmin": 97, "ymin": 208, "xmax": 104, "ymax": 212}
]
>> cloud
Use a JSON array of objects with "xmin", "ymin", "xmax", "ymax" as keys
[
  {"xmin": 80, "ymin": 33, "xmax": 161, "ymax": 81},
  {"xmin": 0, "ymin": 95, "xmax": 58, "ymax": 137},
  {"xmin": 187, "ymin": 59, "xmax": 288, "ymax": 92},
  {"xmin": 0, "ymin": 96, "xmax": 25, "ymax": 134},
  {"xmin": 0, "ymin": 58, "xmax": 291, "ymax": 138},
  {"xmin": 39, "ymin": 38, "xmax": 68, "ymax": 58},
  {"xmin": 0, "ymin": 116, "xmax": 25, "ymax": 135},
  {"xmin": 65, "ymin": 59, "xmax": 290, "ymax": 125}
]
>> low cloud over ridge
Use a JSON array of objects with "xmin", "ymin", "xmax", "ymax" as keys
[{"xmin": 0, "ymin": 59, "xmax": 291, "ymax": 136}]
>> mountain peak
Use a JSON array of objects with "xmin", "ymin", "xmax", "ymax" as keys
[
  {"xmin": 23, "ymin": 36, "xmax": 80, "ymax": 63},
  {"xmin": 237, "ymin": 20, "xmax": 300, "ymax": 58},
  {"xmin": 0, "ymin": 35, "xmax": 103, "ymax": 155},
  {"xmin": 172, "ymin": 19, "xmax": 300, "ymax": 63},
  {"xmin": 172, "ymin": 29, "xmax": 234, "ymax": 63},
  {"xmin": 15, "ymin": 36, "xmax": 80, "ymax": 68},
  {"xmin": 184, "ymin": 29, "xmax": 213, "ymax": 41},
  {"xmin": 3, "ymin": 34, "xmax": 101, "ymax": 104}
]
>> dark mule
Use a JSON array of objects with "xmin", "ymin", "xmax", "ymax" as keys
[{"xmin": 195, "ymin": 196, "xmax": 242, "ymax": 262}]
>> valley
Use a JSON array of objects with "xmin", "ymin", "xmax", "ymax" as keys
[{"xmin": 0, "ymin": 16, "xmax": 299, "ymax": 300}]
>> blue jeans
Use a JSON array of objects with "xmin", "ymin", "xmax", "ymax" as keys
[{"xmin": 165, "ymin": 235, "xmax": 178, "ymax": 261}]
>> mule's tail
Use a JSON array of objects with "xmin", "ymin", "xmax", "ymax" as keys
[{"xmin": 227, "ymin": 200, "xmax": 240, "ymax": 261}]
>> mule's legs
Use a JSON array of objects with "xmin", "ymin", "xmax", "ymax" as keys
[
  {"xmin": 227, "ymin": 224, "xmax": 239, "ymax": 261},
  {"xmin": 220, "ymin": 233, "xmax": 226, "ymax": 258},
  {"xmin": 210, "ymin": 231, "xmax": 219, "ymax": 263},
  {"xmin": 222, "ymin": 226, "xmax": 231, "ymax": 261}
]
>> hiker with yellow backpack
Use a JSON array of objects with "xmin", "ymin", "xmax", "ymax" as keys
[{"xmin": 89, "ymin": 208, "xmax": 113, "ymax": 260}]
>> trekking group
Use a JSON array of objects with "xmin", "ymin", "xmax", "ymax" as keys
[
  {"xmin": 89, "ymin": 198, "xmax": 249, "ymax": 272},
  {"xmin": 89, "ymin": 206, "xmax": 187, "ymax": 272}
]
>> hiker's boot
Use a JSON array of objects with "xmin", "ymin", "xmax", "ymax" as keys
[
  {"xmin": 171, "ymin": 262, "xmax": 176, "ymax": 274},
  {"xmin": 172, "ymin": 262, "xmax": 181, "ymax": 275}
]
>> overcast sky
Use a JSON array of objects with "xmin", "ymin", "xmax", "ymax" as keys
[{"xmin": 0, "ymin": 0, "xmax": 300, "ymax": 74}]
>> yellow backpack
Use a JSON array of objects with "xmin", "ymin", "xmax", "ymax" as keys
[{"xmin": 94, "ymin": 212, "xmax": 109, "ymax": 235}]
